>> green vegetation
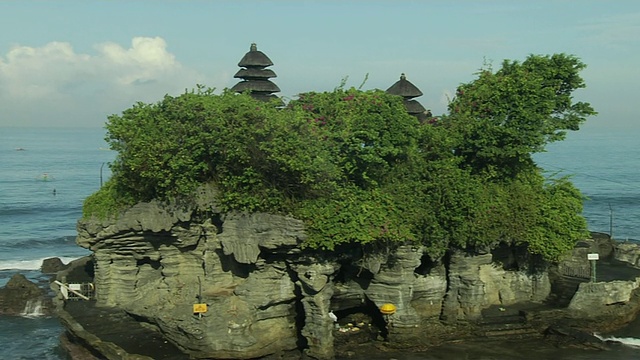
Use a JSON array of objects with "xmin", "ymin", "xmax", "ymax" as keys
[
  {"xmin": 445, "ymin": 54, "xmax": 596, "ymax": 179},
  {"xmin": 84, "ymin": 54, "xmax": 595, "ymax": 262}
]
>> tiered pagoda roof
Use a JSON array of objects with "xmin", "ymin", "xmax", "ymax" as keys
[
  {"xmin": 231, "ymin": 43, "xmax": 281, "ymax": 102},
  {"xmin": 386, "ymin": 73, "xmax": 431, "ymax": 123}
]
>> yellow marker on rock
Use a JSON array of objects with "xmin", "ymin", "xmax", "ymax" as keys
[
  {"xmin": 379, "ymin": 303, "xmax": 396, "ymax": 315},
  {"xmin": 193, "ymin": 303, "xmax": 208, "ymax": 314}
]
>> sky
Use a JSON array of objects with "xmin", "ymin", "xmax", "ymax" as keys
[{"xmin": 0, "ymin": 1, "xmax": 638, "ymax": 130}]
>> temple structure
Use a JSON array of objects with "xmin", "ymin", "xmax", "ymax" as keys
[
  {"xmin": 231, "ymin": 43, "xmax": 281, "ymax": 102},
  {"xmin": 386, "ymin": 73, "xmax": 431, "ymax": 123}
]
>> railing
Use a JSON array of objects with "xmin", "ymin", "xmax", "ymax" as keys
[
  {"xmin": 54, "ymin": 281, "xmax": 94, "ymax": 300},
  {"xmin": 558, "ymin": 264, "xmax": 590, "ymax": 279}
]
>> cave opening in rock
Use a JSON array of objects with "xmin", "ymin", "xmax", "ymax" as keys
[
  {"xmin": 210, "ymin": 213, "xmax": 224, "ymax": 234},
  {"xmin": 136, "ymin": 257, "xmax": 161, "ymax": 270},
  {"xmin": 333, "ymin": 297, "xmax": 388, "ymax": 341},
  {"xmin": 214, "ymin": 249, "xmax": 257, "ymax": 278},
  {"xmin": 414, "ymin": 253, "xmax": 438, "ymax": 276},
  {"xmin": 442, "ymin": 250, "xmax": 452, "ymax": 294},
  {"xmin": 491, "ymin": 242, "xmax": 520, "ymax": 271},
  {"xmin": 291, "ymin": 282, "xmax": 308, "ymax": 350},
  {"xmin": 334, "ymin": 261, "xmax": 373, "ymax": 290}
]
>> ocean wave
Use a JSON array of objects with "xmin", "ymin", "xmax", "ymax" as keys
[
  {"xmin": 0, "ymin": 203, "xmax": 81, "ymax": 218},
  {"xmin": 0, "ymin": 256, "xmax": 81, "ymax": 271},
  {"xmin": 594, "ymin": 333, "xmax": 640, "ymax": 348},
  {"xmin": 21, "ymin": 299, "xmax": 46, "ymax": 318},
  {"xmin": 1, "ymin": 235, "xmax": 77, "ymax": 250}
]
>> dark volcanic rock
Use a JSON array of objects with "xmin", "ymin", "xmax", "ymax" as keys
[
  {"xmin": 544, "ymin": 325, "xmax": 610, "ymax": 350},
  {"xmin": 41, "ymin": 257, "xmax": 67, "ymax": 274},
  {"xmin": 0, "ymin": 273, "xmax": 51, "ymax": 316}
]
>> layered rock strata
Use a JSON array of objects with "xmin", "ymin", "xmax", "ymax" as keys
[{"xmin": 56, "ymin": 188, "xmax": 640, "ymax": 359}]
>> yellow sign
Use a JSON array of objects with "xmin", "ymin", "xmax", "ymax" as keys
[{"xmin": 193, "ymin": 303, "xmax": 208, "ymax": 314}]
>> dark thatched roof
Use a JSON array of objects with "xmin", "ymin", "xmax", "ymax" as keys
[
  {"xmin": 386, "ymin": 73, "xmax": 423, "ymax": 99},
  {"xmin": 237, "ymin": 43, "xmax": 274, "ymax": 68},
  {"xmin": 250, "ymin": 93, "xmax": 285, "ymax": 105},
  {"xmin": 404, "ymin": 99, "xmax": 426, "ymax": 114},
  {"xmin": 234, "ymin": 68, "xmax": 277, "ymax": 79},
  {"xmin": 230, "ymin": 80, "xmax": 281, "ymax": 93},
  {"xmin": 231, "ymin": 43, "xmax": 281, "ymax": 103}
]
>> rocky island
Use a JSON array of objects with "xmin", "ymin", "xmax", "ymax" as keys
[{"xmin": 21, "ymin": 47, "xmax": 619, "ymax": 359}]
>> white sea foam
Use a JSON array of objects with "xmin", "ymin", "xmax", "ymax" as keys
[
  {"xmin": 0, "ymin": 256, "xmax": 79, "ymax": 271},
  {"xmin": 594, "ymin": 333, "xmax": 640, "ymax": 348},
  {"xmin": 20, "ymin": 299, "xmax": 45, "ymax": 318}
]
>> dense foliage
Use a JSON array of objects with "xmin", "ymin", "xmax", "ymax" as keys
[
  {"xmin": 84, "ymin": 54, "xmax": 595, "ymax": 262},
  {"xmin": 444, "ymin": 54, "xmax": 596, "ymax": 179}
]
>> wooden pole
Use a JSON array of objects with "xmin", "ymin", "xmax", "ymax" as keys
[
  {"xmin": 197, "ymin": 277, "xmax": 203, "ymax": 319},
  {"xmin": 54, "ymin": 281, "xmax": 90, "ymax": 301}
]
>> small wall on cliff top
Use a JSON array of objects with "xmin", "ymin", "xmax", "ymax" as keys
[{"xmin": 74, "ymin": 195, "xmax": 552, "ymax": 359}]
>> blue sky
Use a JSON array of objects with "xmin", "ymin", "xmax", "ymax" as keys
[{"xmin": 0, "ymin": 1, "xmax": 638, "ymax": 130}]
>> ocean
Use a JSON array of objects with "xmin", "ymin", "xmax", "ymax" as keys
[
  {"xmin": 0, "ymin": 125, "xmax": 639, "ymax": 359},
  {"xmin": 535, "ymin": 125, "xmax": 640, "ymax": 243},
  {"xmin": 0, "ymin": 127, "xmax": 114, "ymax": 359}
]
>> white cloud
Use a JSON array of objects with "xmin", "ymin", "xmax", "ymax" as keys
[
  {"xmin": 95, "ymin": 37, "xmax": 178, "ymax": 85},
  {"xmin": 0, "ymin": 36, "xmax": 204, "ymax": 127},
  {"xmin": 0, "ymin": 41, "xmax": 87, "ymax": 99}
]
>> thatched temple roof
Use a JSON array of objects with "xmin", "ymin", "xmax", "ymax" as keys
[
  {"xmin": 386, "ymin": 73, "xmax": 423, "ymax": 99},
  {"xmin": 231, "ymin": 43, "xmax": 281, "ymax": 102},
  {"xmin": 386, "ymin": 73, "xmax": 430, "ymax": 123}
]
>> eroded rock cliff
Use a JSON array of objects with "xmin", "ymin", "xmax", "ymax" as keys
[
  {"xmin": 55, "ymin": 186, "xmax": 640, "ymax": 359},
  {"xmin": 59, "ymin": 185, "xmax": 574, "ymax": 359}
]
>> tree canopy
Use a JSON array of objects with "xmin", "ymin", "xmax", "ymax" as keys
[
  {"xmin": 443, "ymin": 54, "xmax": 596, "ymax": 179},
  {"xmin": 84, "ymin": 54, "xmax": 595, "ymax": 262}
]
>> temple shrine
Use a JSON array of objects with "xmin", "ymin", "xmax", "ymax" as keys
[
  {"xmin": 386, "ymin": 73, "xmax": 431, "ymax": 123},
  {"xmin": 231, "ymin": 43, "xmax": 281, "ymax": 102}
]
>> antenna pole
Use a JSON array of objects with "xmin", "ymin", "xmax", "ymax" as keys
[
  {"xmin": 609, "ymin": 203, "xmax": 613, "ymax": 240},
  {"xmin": 100, "ymin": 162, "xmax": 105, "ymax": 187}
]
